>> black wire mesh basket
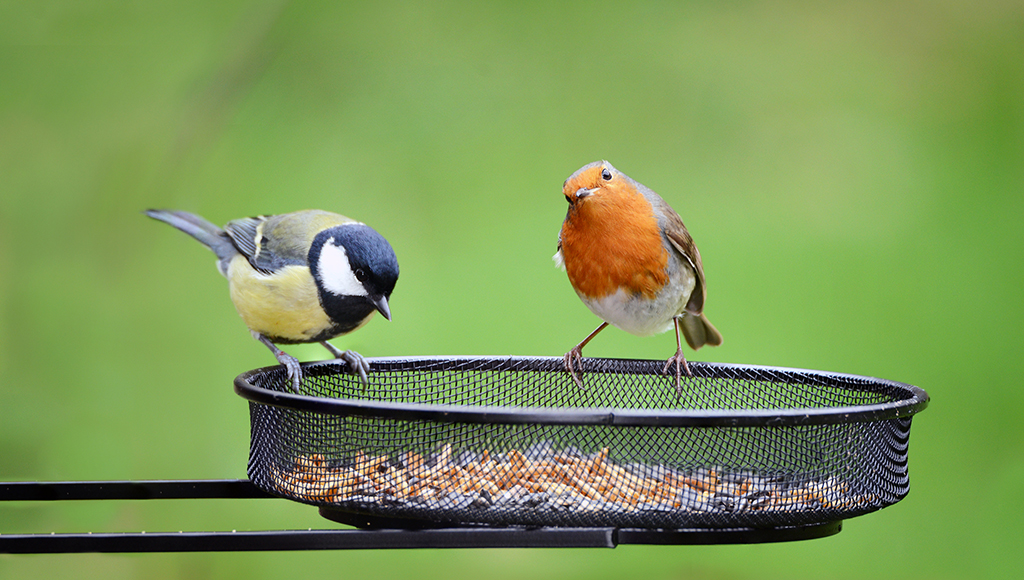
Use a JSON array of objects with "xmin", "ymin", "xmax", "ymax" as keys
[{"xmin": 235, "ymin": 357, "xmax": 928, "ymax": 531}]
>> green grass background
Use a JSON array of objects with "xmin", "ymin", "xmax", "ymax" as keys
[{"xmin": 2, "ymin": 1, "xmax": 1022, "ymax": 578}]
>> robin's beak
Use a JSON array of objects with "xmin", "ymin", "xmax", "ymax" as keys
[
  {"xmin": 575, "ymin": 187, "xmax": 596, "ymax": 199},
  {"xmin": 370, "ymin": 294, "xmax": 392, "ymax": 321}
]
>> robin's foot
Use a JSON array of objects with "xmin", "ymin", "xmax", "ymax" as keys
[
  {"xmin": 563, "ymin": 322, "xmax": 609, "ymax": 389},
  {"xmin": 662, "ymin": 349, "xmax": 693, "ymax": 399},
  {"xmin": 563, "ymin": 347, "xmax": 585, "ymax": 388}
]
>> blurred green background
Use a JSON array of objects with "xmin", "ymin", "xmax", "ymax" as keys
[{"xmin": 2, "ymin": 1, "xmax": 1022, "ymax": 578}]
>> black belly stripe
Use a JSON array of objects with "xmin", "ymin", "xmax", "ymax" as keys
[
  {"xmin": 264, "ymin": 312, "xmax": 372, "ymax": 345},
  {"xmin": 263, "ymin": 295, "xmax": 376, "ymax": 345}
]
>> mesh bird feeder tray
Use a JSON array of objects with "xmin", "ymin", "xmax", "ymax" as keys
[{"xmin": 235, "ymin": 357, "xmax": 928, "ymax": 532}]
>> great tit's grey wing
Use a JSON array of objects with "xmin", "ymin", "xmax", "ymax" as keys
[
  {"xmin": 265, "ymin": 210, "xmax": 355, "ymax": 247},
  {"xmin": 223, "ymin": 216, "xmax": 261, "ymax": 258},
  {"xmin": 224, "ymin": 210, "xmax": 357, "ymax": 275},
  {"xmin": 224, "ymin": 215, "xmax": 305, "ymax": 275},
  {"xmin": 260, "ymin": 210, "xmax": 356, "ymax": 259}
]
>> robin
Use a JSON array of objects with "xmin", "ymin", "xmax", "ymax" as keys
[{"xmin": 554, "ymin": 160, "xmax": 722, "ymax": 395}]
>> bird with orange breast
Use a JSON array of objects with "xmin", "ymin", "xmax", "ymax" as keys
[{"xmin": 554, "ymin": 160, "xmax": 722, "ymax": 395}]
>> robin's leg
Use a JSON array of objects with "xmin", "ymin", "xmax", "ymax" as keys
[
  {"xmin": 662, "ymin": 317, "xmax": 693, "ymax": 398},
  {"xmin": 564, "ymin": 322, "xmax": 608, "ymax": 387},
  {"xmin": 321, "ymin": 341, "xmax": 370, "ymax": 386},
  {"xmin": 254, "ymin": 332, "xmax": 303, "ymax": 393}
]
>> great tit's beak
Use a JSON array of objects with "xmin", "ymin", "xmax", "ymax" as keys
[{"xmin": 371, "ymin": 294, "xmax": 392, "ymax": 321}]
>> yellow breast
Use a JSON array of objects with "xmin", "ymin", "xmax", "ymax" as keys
[{"xmin": 226, "ymin": 255, "xmax": 334, "ymax": 343}]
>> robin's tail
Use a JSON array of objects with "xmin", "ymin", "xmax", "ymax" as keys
[
  {"xmin": 145, "ymin": 209, "xmax": 238, "ymax": 275},
  {"xmin": 680, "ymin": 311, "xmax": 723, "ymax": 351}
]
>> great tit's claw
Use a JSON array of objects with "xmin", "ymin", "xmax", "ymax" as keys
[{"xmin": 323, "ymin": 343, "xmax": 370, "ymax": 387}]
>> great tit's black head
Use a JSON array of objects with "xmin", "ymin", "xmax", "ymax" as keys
[{"xmin": 309, "ymin": 223, "xmax": 399, "ymax": 329}]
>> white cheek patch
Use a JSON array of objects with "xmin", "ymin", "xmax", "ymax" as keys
[{"xmin": 317, "ymin": 239, "xmax": 368, "ymax": 297}]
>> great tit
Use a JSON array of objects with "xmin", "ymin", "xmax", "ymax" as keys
[{"xmin": 146, "ymin": 209, "xmax": 399, "ymax": 392}]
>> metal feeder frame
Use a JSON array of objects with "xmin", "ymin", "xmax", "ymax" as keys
[{"xmin": 0, "ymin": 357, "xmax": 928, "ymax": 553}]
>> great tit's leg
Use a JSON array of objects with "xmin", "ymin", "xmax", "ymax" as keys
[
  {"xmin": 253, "ymin": 332, "xmax": 303, "ymax": 393},
  {"xmin": 319, "ymin": 340, "xmax": 345, "ymax": 358},
  {"xmin": 563, "ymin": 322, "xmax": 608, "ymax": 388},
  {"xmin": 320, "ymin": 342, "xmax": 370, "ymax": 386},
  {"xmin": 662, "ymin": 317, "xmax": 693, "ymax": 399}
]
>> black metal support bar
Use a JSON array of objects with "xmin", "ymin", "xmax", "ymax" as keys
[
  {"xmin": 0, "ymin": 479, "xmax": 271, "ymax": 501},
  {"xmin": 0, "ymin": 480, "xmax": 842, "ymax": 552},
  {"xmin": 0, "ymin": 528, "xmax": 618, "ymax": 553},
  {"xmin": 614, "ymin": 522, "xmax": 842, "ymax": 545},
  {"xmin": 0, "ymin": 524, "xmax": 841, "ymax": 553}
]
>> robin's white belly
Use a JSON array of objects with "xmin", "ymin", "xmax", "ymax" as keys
[{"xmin": 578, "ymin": 272, "xmax": 694, "ymax": 337}]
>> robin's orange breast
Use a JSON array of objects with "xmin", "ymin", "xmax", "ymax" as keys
[{"xmin": 560, "ymin": 191, "xmax": 669, "ymax": 301}]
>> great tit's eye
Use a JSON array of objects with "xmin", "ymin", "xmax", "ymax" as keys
[
  {"xmin": 354, "ymin": 268, "xmax": 368, "ymax": 282},
  {"xmin": 601, "ymin": 168, "xmax": 613, "ymax": 181}
]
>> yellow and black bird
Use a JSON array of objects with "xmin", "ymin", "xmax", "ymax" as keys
[{"xmin": 146, "ymin": 209, "xmax": 399, "ymax": 392}]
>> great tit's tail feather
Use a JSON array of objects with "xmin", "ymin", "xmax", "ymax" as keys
[{"xmin": 145, "ymin": 209, "xmax": 238, "ymax": 273}]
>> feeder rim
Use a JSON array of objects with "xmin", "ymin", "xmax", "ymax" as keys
[{"xmin": 233, "ymin": 356, "xmax": 929, "ymax": 428}]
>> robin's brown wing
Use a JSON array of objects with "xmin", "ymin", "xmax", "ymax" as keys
[{"xmin": 657, "ymin": 204, "xmax": 707, "ymax": 315}]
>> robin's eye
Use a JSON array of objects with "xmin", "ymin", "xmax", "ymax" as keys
[
  {"xmin": 601, "ymin": 168, "xmax": 613, "ymax": 181},
  {"xmin": 354, "ymin": 268, "xmax": 368, "ymax": 282}
]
